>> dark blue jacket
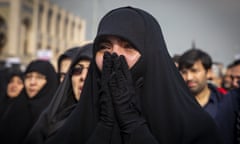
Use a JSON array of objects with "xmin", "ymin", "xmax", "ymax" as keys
[
  {"xmin": 204, "ymin": 84, "xmax": 224, "ymax": 119},
  {"xmin": 215, "ymin": 88, "xmax": 240, "ymax": 144}
]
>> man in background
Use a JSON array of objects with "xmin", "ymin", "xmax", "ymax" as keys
[{"xmin": 178, "ymin": 48, "xmax": 223, "ymax": 119}]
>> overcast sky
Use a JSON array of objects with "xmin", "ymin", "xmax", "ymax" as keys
[{"xmin": 50, "ymin": 0, "xmax": 240, "ymax": 66}]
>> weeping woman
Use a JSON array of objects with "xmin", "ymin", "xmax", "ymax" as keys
[{"xmin": 45, "ymin": 7, "xmax": 222, "ymax": 144}]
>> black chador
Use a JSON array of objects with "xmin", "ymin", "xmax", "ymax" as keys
[
  {"xmin": 0, "ymin": 60, "xmax": 58, "ymax": 144},
  {"xmin": 25, "ymin": 44, "xmax": 93, "ymax": 144},
  {"xmin": 44, "ymin": 7, "xmax": 222, "ymax": 144}
]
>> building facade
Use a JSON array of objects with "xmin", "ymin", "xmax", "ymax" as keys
[{"xmin": 0, "ymin": 0, "xmax": 86, "ymax": 67}]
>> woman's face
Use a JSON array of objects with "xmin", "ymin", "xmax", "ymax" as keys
[
  {"xmin": 95, "ymin": 36, "xmax": 141, "ymax": 71},
  {"xmin": 24, "ymin": 72, "xmax": 47, "ymax": 98},
  {"xmin": 59, "ymin": 58, "xmax": 72, "ymax": 82},
  {"xmin": 71, "ymin": 60, "xmax": 90, "ymax": 101},
  {"xmin": 7, "ymin": 76, "xmax": 24, "ymax": 98}
]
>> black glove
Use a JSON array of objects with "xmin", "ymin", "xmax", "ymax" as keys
[
  {"xmin": 109, "ymin": 54, "xmax": 145, "ymax": 135},
  {"xmin": 98, "ymin": 52, "xmax": 115, "ymax": 128}
]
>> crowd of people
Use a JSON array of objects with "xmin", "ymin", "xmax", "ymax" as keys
[{"xmin": 0, "ymin": 6, "xmax": 240, "ymax": 144}]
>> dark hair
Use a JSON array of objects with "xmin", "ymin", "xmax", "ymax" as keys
[
  {"xmin": 232, "ymin": 59, "xmax": 240, "ymax": 67},
  {"xmin": 227, "ymin": 63, "xmax": 234, "ymax": 69},
  {"xmin": 178, "ymin": 49, "xmax": 212, "ymax": 71},
  {"xmin": 172, "ymin": 54, "xmax": 181, "ymax": 63}
]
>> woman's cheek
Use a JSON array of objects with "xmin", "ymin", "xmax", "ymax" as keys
[{"xmin": 95, "ymin": 53, "xmax": 103, "ymax": 71}]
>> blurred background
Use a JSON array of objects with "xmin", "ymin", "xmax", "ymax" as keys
[{"xmin": 0, "ymin": 0, "xmax": 239, "ymax": 69}]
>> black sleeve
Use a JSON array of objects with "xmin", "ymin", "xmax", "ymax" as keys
[
  {"xmin": 126, "ymin": 124, "xmax": 159, "ymax": 144},
  {"xmin": 86, "ymin": 123, "xmax": 113, "ymax": 144}
]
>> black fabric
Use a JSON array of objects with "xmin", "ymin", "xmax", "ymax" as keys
[
  {"xmin": 57, "ymin": 47, "xmax": 79, "ymax": 73},
  {"xmin": 0, "ymin": 67, "xmax": 8, "ymax": 102},
  {"xmin": 0, "ymin": 92, "xmax": 31, "ymax": 144},
  {"xmin": 24, "ymin": 44, "xmax": 93, "ymax": 144},
  {"xmin": 0, "ymin": 70, "xmax": 24, "ymax": 118},
  {"xmin": 0, "ymin": 60, "xmax": 58, "ymax": 144},
  {"xmin": 204, "ymin": 83, "xmax": 224, "ymax": 119},
  {"xmin": 109, "ymin": 54, "xmax": 146, "ymax": 135},
  {"xmin": 215, "ymin": 87, "xmax": 240, "ymax": 144},
  {"xmin": 98, "ymin": 52, "xmax": 115, "ymax": 128},
  {"xmin": 44, "ymin": 7, "xmax": 222, "ymax": 144},
  {"xmin": 25, "ymin": 60, "xmax": 58, "ymax": 123}
]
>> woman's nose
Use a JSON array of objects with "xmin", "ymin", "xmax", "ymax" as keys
[
  {"xmin": 79, "ymin": 69, "xmax": 88, "ymax": 82},
  {"xmin": 111, "ymin": 45, "xmax": 123, "ymax": 55},
  {"xmin": 29, "ymin": 77, "xmax": 37, "ymax": 84}
]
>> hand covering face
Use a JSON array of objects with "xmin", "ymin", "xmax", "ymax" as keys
[
  {"xmin": 109, "ymin": 54, "xmax": 145, "ymax": 134},
  {"xmin": 98, "ymin": 52, "xmax": 115, "ymax": 128}
]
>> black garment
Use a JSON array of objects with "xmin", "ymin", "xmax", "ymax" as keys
[
  {"xmin": 57, "ymin": 47, "xmax": 80, "ymax": 72},
  {"xmin": 0, "ymin": 70, "xmax": 24, "ymax": 118},
  {"xmin": 25, "ymin": 60, "xmax": 58, "ymax": 123},
  {"xmin": 24, "ymin": 44, "xmax": 93, "ymax": 144},
  {"xmin": 215, "ymin": 88, "xmax": 240, "ymax": 144},
  {"xmin": 45, "ymin": 7, "xmax": 222, "ymax": 144},
  {"xmin": 0, "ymin": 67, "xmax": 8, "ymax": 102},
  {"xmin": 0, "ymin": 91, "xmax": 31, "ymax": 144},
  {"xmin": 0, "ymin": 60, "xmax": 58, "ymax": 144},
  {"xmin": 203, "ymin": 83, "xmax": 224, "ymax": 119}
]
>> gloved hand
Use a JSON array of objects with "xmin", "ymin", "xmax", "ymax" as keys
[
  {"xmin": 109, "ymin": 54, "xmax": 145, "ymax": 134},
  {"xmin": 98, "ymin": 52, "xmax": 115, "ymax": 128}
]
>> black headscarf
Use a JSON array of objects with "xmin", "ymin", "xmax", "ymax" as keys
[
  {"xmin": 0, "ymin": 60, "xmax": 58, "ymax": 144},
  {"xmin": 57, "ymin": 47, "xmax": 80, "ymax": 73},
  {"xmin": 45, "ymin": 7, "xmax": 222, "ymax": 144},
  {"xmin": 24, "ymin": 60, "xmax": 58, "ymax": 122},
  {"xmin": 0, "ymin": 67, "xmax": 8, "ymax": 102},
  {"xmin": 24, "ymin": 44, "xmax": 93, "ymax": 144},
  {"xmin": 0, "ymin": 69, "xmax": 24, "ymax": 118}
]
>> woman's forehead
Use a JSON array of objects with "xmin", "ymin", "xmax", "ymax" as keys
[
  {"xmin": 96, "ymin": 35, "xmax": 140, "ymax": 52},
  {"xmin": 25, "ymin": 71, "xmax": 45, "ymax": 76},
  {"xmin": 100, "ymin": 36, "xmax": 131, "ymax": 44},
  {"xmin": 75, "ymin": 60, "xmax": 90, "ymax": 66}
]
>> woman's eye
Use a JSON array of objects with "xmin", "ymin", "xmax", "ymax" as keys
[
  {"xmin": 123, "ymin": 42, "xmax": 133, "ymax": 49},
  {"xmin": 99, "ymin": 45, "xmax": 106, "ymax": 50},
  {"xmin": 25, "ymin": 75, "xmax": 31, "ymax": 79},
  {"xmin": 36, "ymin": 75, "xmax": 46, "ymax": 80}
]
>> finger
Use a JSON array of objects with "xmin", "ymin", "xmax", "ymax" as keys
[
  {"xmin": 102, "ymin": 52, "xmax": 112, "ymax": 77},
  {"xmin": 113, "ymin": 57, "xmax": 126, "ymax": 90},
  {"xmin": 119, "ymin": 55, "xmax": 132, "ymax": 82},
  {"xmin": 103, "ymin": 51, "xmax": 111, "ymax": 59},
  {"xmin": 111, "ymin": 53, "xmax": 120, "ymax": 71},
  {"xmin": 103, "ymin": 52, "xmax": 112, "ymax": 68},
  {"xmin": 111, "ymin": 52, "xmax": 118, "ymax": 59},
  {"xmin": 109, "ymin": 72, "xmax": 118, "ymax": 95}
]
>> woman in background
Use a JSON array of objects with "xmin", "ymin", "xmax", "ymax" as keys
[
  {"xmin": 0, "ymin": 60, "xmax": 58, "ymax": 144},
  {"xmin": 25, "ymin": 43, "xmax": 93, "ymax": 144},
  {"xmin": 0, "ymin": 70, "xmax": 24, "ymax": 118}
]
